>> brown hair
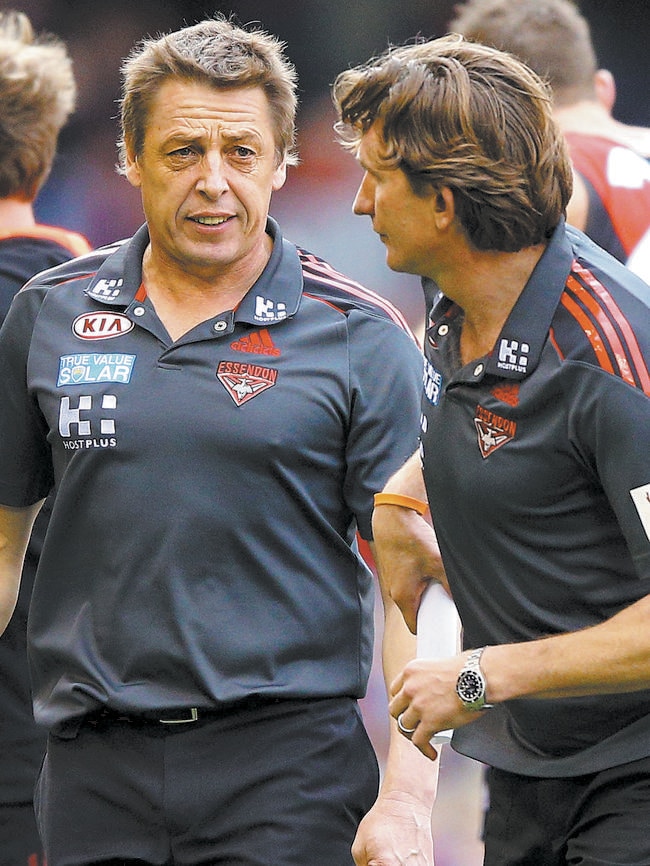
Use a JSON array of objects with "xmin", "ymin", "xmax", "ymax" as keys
[
  {"xmin": 333, "ymin": 34, "xmax": 573, "ymax": 252},
  {"xmin": 118, "ymin": 15, "xmax": 298, "ymax": 174},
  {"xmin": 0, "ymin": 10, "xmax": 76, "ymax": 199},
  {"xmin": 449, "ymin": 0, "xmax": 598, "ymax": 106}
]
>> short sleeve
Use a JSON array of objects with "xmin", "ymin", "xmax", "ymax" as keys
[
  {"xmin": 345, "ymin": 311, "xmax": 423, "ymax": 539},
  {"xmin": 0, "ymin": 287, "xmax": 54, "ymax": 505}
]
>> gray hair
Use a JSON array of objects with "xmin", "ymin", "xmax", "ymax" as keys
[{"xmin": 117, "ymin": 15, "xmax": 299, "ymax": 174}]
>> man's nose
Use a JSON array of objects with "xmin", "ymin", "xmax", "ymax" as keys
[
  {"xmin": 197, "ymin": 152, "xmax": 229, "ymax": 197},
  {"xmin": 353, "ymin": 173, "xmax": 374, "ymax": 216}
]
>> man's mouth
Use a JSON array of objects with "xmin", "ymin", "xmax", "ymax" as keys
[{"xmin": 192, "ymin": 215, "xmax": 231, "ymax": 225}]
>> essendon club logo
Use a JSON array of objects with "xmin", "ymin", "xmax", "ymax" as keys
[
  {"xmin": 217, "ymin": 361, "xmax": 278, "ymax": 406},
  {"xmin": 474, "ymin": 404, "xmax": 516, "ymax": 458},
  {"xmin": 72, "ymin": 312, "xmax": 134, "ymax": 341}
]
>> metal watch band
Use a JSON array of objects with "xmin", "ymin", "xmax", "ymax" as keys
[{"xmin": 456, "ymin": 645, "xmax": 494, "ymax": 711}]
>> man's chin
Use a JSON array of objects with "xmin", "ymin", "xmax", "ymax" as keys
[{"xmin": 384, "ymin": 254, "xmax": 412, "ymax": 275}]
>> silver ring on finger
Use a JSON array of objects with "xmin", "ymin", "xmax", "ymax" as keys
[{"xmin": 397, "ymin": 711, "xmax": 418, "ymax": 737}]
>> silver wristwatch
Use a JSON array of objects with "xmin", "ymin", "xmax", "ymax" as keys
[{"xmin": 456, "ymin": 646, "xmax": 494, "ymax": 711}]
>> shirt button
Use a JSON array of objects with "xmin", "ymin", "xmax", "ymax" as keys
[
  {"xmin": 213, "ymin": 320, "xmax": 228, "ymax": 332},
  {"xmin": 133, "ymin": 306, "xmax": 146, "ymax": 317},
  {"xmin": 438, "ymin": 324, "xmax": 449, "ymax": 336},
  {"xmin": 473, "ymin": 363, "xmax": 484, "ymax": 377}
]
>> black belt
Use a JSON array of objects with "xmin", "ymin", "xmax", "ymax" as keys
[{"xmin": 89, "ymin": 695, "xmax": 284, "ymax": 727}]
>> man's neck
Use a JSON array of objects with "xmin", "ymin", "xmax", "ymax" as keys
[
  {"xmin": 140, "ymin": 234, "xmax": 273, "ymax": 342},
  {"xmin": 439, "ymin": 243, "xmax": 545, "ymax": 366},
  {"xmin": 0, "ymin": 198, "xmax": 36, "ymax": 232},
  {"xmin": 555, "ymin": 100, "xmax": 650, "ymax": 158}
]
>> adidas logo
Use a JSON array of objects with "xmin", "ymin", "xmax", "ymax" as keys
[{"xmin": 230, "ymin": 328, "xmax": 280, "ymax": 356}]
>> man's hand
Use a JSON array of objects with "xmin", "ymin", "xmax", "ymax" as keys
[
  {"xmin": 352, "ymin": 791, "xmax": 435, "ymax": 865},
  {"xmin": 389, "ymin": 654, "xmax": 482, "ymax": 758},
  {"xmin": 372, "ymin": 503, "xmax": 446, "ymax": 633}
]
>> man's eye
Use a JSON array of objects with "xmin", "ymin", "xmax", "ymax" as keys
[
  {"xmin": 170, "ymin": 146, "xmax": 195, "ymax": 158},
  {"xmin": 233, "ymin": 146, "xmax": 255, "ymax": 158}
]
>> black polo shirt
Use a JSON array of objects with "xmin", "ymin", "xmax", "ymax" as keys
[
  {"xmin": 421, "ymin": 221, "xmax": 650, "ymax": 776},
  {"xmin": 0, "ymin": 218, "xmax": 423, "ymax": 733},
  {"xmin": 0, "ymin": 226, "xmax": 91, "ymax": 800}
]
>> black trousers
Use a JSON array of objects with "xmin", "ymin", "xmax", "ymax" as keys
[
  {"xmin": 0, "ymin": 801, "xmax": 45, "ymax": 866},
  {"xmin": 483, "ymin": 756, "xmax": 650, "ymax": 865},
  {"xmin": 35, "ymin": 696, "xmax": 379, "ymax": 866}
]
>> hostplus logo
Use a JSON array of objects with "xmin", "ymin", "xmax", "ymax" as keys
[
  {"xmin": 88, "ymin": 278, "xmax": 124, "ymax": 299},
  {"xmin": 254, "ymin": 296, "xmax": 287, "ymax": 322},
  {"xmin": 497, "ymin": 338, "xmax": 529, "ymax": 374},
  {"xmin": 58, "ymin": 394, "xmax": 118, "ymax": 449}
]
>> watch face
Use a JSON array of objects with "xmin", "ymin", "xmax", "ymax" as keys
[{"xmin": 456, "ymin": 669, "xmax": 484, "ymax": 704}]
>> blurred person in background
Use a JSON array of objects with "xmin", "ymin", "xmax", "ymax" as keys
[
  {"xmin": 334, "ymin": 32, "xmax": 650, "ymax": 866},
  {"xmin": 0, "ymin": 16, "xmax": 437, "ymax": 866},
  {"xmin": 449, "ymin": 0, "xmax": 650, "ymax": 284},
  {"xmin": 0, "ymin": 10, "xmax": 90, "ymax": 320},
  {"xmin": 0, "ymin": 10, "xmax": 91, "ymax": 866}
]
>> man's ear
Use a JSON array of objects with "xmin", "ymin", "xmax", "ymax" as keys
[
  {"xmin": 594, "ymin": 69, "xmax": 616, "ymax": 114},
  {"xmin": 124, "ymin": 146, "xmax": 142, "ymax": 189},
  {"xmin": 433, "ymin": 187, "xmax": 455, "ymax": 230},
  {"xmin": 271, "ymin": 157, "xmax": 287, "ymax": 192}
]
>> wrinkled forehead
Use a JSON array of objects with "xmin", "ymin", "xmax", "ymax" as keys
[
  {"xmin": 148, "ymin": 79, "xmax": 273, "ymax": 125},
  {"xmin": 143, "ymin": 79, "xmax": 276, "ymax": 144}
]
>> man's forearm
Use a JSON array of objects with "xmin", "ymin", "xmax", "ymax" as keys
[
  {"xmin": 0, "ymin": 501, "xmax": 42, "ymax": 633},
  {"xmin": 484, "ymin": 593, "xmax": 650, "ymax": 702},
  {"xmin": 381, "ymin": 449, "xmax": 428, "ymax": 501},
  {"xmin": 371, "ymin": 454, "xmax": 446, "ymax": 634},
  {"xmin": 377, "ymin": 569, "xmax": 440, "ymax": 801}
]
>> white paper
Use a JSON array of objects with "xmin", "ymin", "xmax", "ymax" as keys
[{"xmin": 416, "ymin": 582, "xmax": 461, "ymax": 745}]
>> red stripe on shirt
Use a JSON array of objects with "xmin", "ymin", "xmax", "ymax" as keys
[
  {"xmin": 566, "ymin": 274, "xmax": 633, "ymax": 384},
  {"xmin": 560, "ymin": 290, "xmax": 616, "ymax": 375},
  {"xmin": 300, "ymin": 254, "xmax": 416, "ymax": 338},
  {"xmin": 568, "ymin": 263, "xmax": 650, "ymax": 395}
]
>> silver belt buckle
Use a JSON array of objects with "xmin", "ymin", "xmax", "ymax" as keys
[{"xmin": 158, "ymin": 707, "xmax": 199, "ymax": 724}]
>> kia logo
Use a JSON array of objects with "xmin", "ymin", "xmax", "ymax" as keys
[{"xmin": 72, "ymin": 312, "xmax": 134, "ymax": 341}]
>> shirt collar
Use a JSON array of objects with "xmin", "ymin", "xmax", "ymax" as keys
[
  {"xmin": 84, "ymin": 217, "xmax": 304, "ymax": 325},
  {"xmin": 485, "ymin": 219, "xmax": 574, "ymax": 379},
  {"xmin": 234, "ymin": 217, "xmax": 303, "ymax": 325},
  {"xmin": 84, "ymin": 224, "xmax": 149, "ymax": 305},
  {"xmin": 427, "ymin": 220, "xmax": 575, "ymax": 381}
]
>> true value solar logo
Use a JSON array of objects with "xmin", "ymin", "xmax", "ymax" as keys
[{"xmin": 57, "ymin": 354, "xmax": 136, "ymax": 386}]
